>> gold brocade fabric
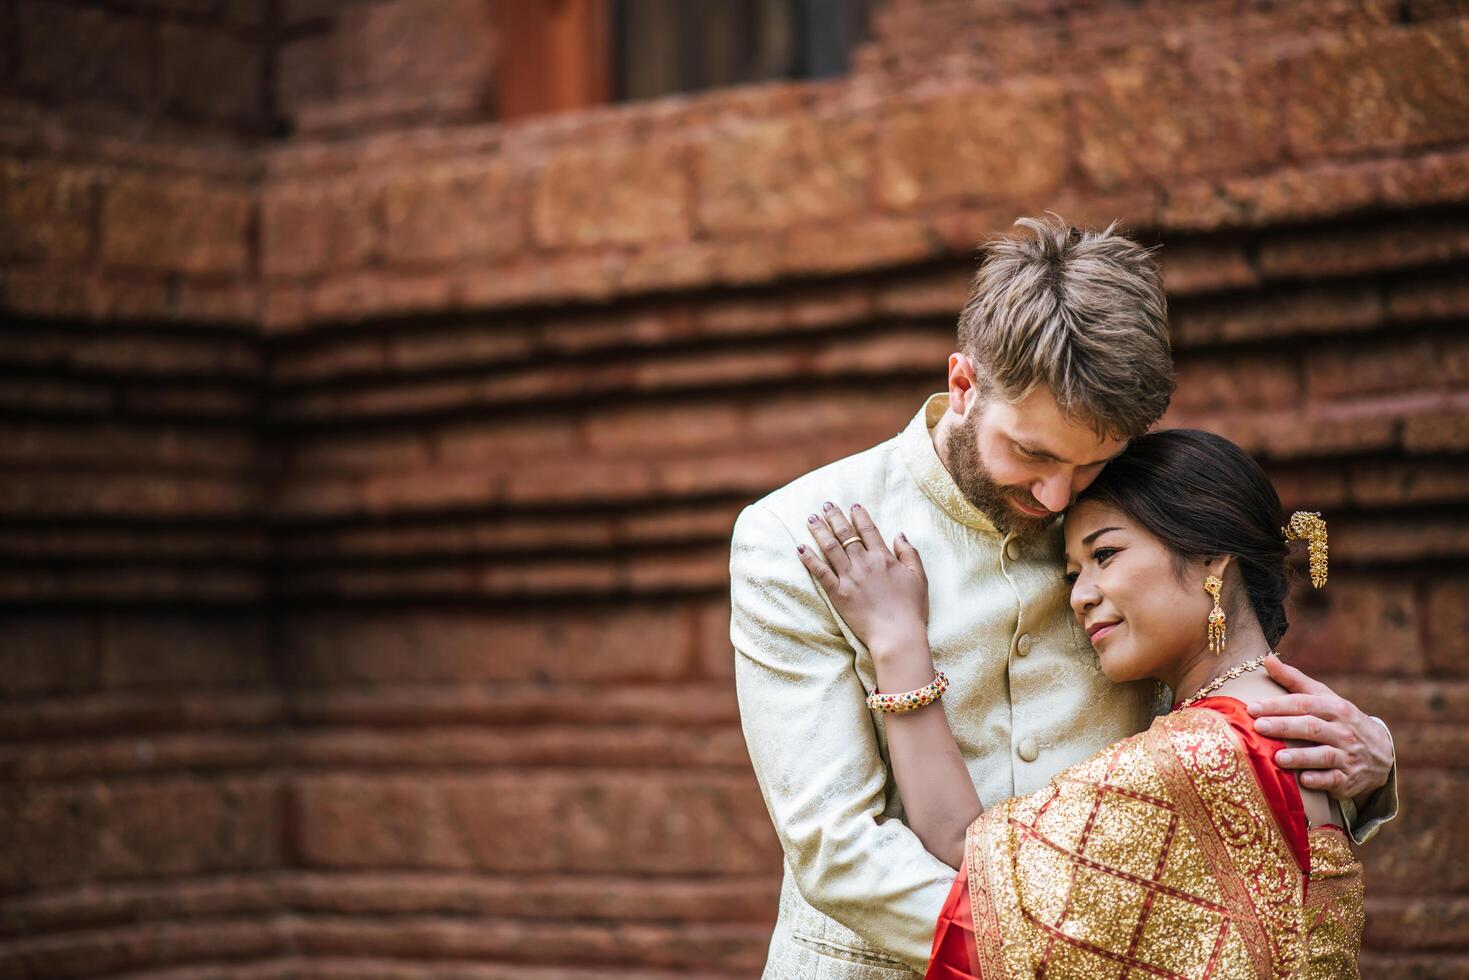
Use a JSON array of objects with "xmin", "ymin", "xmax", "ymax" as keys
[
  {"xmin": 1304, "ymin": 829, "xmax": 1365, "ymax": 979},
  {"xmin": 965, "ymin": 708, "xmax": 1364, "ymax": 978}
]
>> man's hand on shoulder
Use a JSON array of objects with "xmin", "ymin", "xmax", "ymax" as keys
[{"xmin": 1246, "ymin": 655, "xmax": 1395, "ymax": 803}]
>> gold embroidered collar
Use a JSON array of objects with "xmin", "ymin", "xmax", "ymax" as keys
[{"xmin": 898, "ymin": 392, "xmax": 1000, "ymax": 535}]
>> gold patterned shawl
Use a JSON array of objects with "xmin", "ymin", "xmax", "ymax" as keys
[{"xmin": 963, "ymin": 707, "xmax": 1363, "ymax": 978}]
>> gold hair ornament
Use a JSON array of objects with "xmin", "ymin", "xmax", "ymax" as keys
[{"xmin": 1283, "ymin": 511, "xmax": 1329, "ymax": 588}]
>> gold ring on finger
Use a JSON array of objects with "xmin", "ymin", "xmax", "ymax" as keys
[{"xmin": 839, "ymin": 535, "xmax": 864, "ymax": 549}]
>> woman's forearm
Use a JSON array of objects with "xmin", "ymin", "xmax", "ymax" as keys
[{"xmin": 871, "ymin": 638, "xmax": 983, "ymax": 869}]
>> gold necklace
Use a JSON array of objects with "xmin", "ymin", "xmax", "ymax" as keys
[{"xmin": 1175, "ymin": 653, "xmax": 1272, "ymax": 710}]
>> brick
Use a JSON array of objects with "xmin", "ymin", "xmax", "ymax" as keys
[
  {"xmin": 63, "ymin": 329, "xmax": 260, "ymax": 376},
  {"xmin": 1194, "ymin": 410, "xmax": 1398, "ymax": 460},
  {"xmin": 1427, "ymin": 579, "xmax": 1469, "ymax": 676},
  {"xmin": 15, "ymin": 2, "xmax": 153, "ymax": 108},
  {"xmin": 1388, "ymin": 269, "xmax": 1469, "ymax": 324},
  {"xmin": 310, "ymin": 269, "xmax": 460, "ymax": 322},
  {"xmin": 781, "ymin": 215, "xmax": 937, "ymax": 277},
  {"xmin": 292, "ymin": 771, "xmax": 778, "ymax": 874},
  {"xmin": 381, "ymin": 162, "xmax": 523, "ymax": 265},
  {"xmin": 1285, "ymin": 21, "xmax": 1469, "ymax": 159},
  {"xmin": 1158, "ymin": 159, "xmax": 1387, "ymax": 233},
  {"xmin": 1171, "ymin": 355, "xmax": 1300, "ymax": 414},
  {"xmin": 1336, "ymin": 514, "xmax": 1469, "ymax": 564},
  {"xmin": 1257, "ymin": 217, "xmax": 1469, "ymax": 281},
  {"xmin": 158, "ymin": 22, "xmax": 266, "ymax": 127},
  {"xmin": 696, "ymin": 596, "xmax": 735, "ymax": 680},
  {"xmin": 1159, "ymin": 243, "xmax": 1260, "ymax": 297},
  {"xmin": 433, "ymin": 416, "xmax": 580, "ymax": 464},
  {"xmin": 1348, "ymin": 459, "xmax": 1469, "ymax": 508},
  {"xmin": 744, "ymin": 386, "xmax": 925, "ymax": 443},
  {"xmin": 1284, "ymin": 576, "xmax": 1425, "ymax": 676},
  {"xmin": 583, "ymin": 402, "xmax": 745, "ymax": 455},
  {"xmin": 0, "ymin": 472, "xmax": 256, "ymax": 520},
  {"xmin": 118, "ymin": 383, "xmax": 258, "ymax": 420},
  {"xmin": 288, "ymin": 430, "xmax": 431, "ymax": 472},
  {"xmin": 0, "ymin": 615, "xmax": 99, "ymax": 698},
  {"xmin": 457, "ymin": 252, "xmax": 622, "ymax": 310},
  {"xmin": 100, "ymin": 615, "xmax": 271, "ymax": 690},
  {"xmin": 0, "ymin": 159, "xmax": 95, "ymax": 262},
  {"xmin": 1307, "ymin": 336, "xmax": 1469, "ymax": 401},
  {"xmin": 263, "ymin": 180, "xmax": 381, "ymax": 278},
  {"xmin": 533, "ymin": 138, "xmax": 690, "ymax": 248},
  {"xmin": 101, "ymin": 177, "xmax": 252, "ymax": 276},
  {"xmin": 281, "ymin": 605, "xmax": 695, "ymax": 684},
  {"xmin": 278, "ymin": 34, "xmax": 338, "ymax": 117},
  {"xmin": 1171, "ymin": 283, "xmax": 1382, "ymax": 345},
  {"xmin": 0, "ymin": 919, "xmax": 284, "ymax": 978},
  {"xmin": 336, "ymin": 0, "xmax": 496, "ymax": 100},
  {"xmin": 0, "ymin": 421, "xmax": 254, "ymax": 469},
  {"xmin": 288, "ymin": 724, "xmax": 748, "ymax": 771},
  {"xmin": 502, "ymin": 457, "xmax": 654, "ymax": 506},
  {"xmin": 1359, "ymin": 771, "xmax": 1469, "ymax": 895},
  {"xmin": 874, "ymin": 269, "xmax": 971, "ymax": 318},
  {"xmin": 0, "ymin": 777, "xmax": 279, "ymax": 891},
  {"xmin": 875, "ymin": 82, "xmax": 1066, "ymax": 207},
  {"xmin": 1404, "ymin": 405, "xmax": 1469, "ymax": 452},
  {"xmin": 618, "ymin": 241, "xmax": 716, "ymax": 293},
  {"xmin": 696, "ymin": 114, "xmax": 871, "ymax": 234},
  {"xmin": 1076, "ymin": 54, "xmax": 1282, "ymax": 187},
  {"xmin": 710, "ymin": 235, "xmax": 784, "ymax": 285}
]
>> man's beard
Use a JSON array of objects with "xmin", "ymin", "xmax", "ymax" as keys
[{"xmin": 943, "ymin": 408, "xmax": 1058, "ymax": 537}]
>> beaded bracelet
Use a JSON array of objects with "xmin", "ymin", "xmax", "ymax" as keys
[{"xmin": 866, "ymin": 671, "xmax": 949, "ymax": 713}]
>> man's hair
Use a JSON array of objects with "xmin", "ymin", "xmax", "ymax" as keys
[{"xmin": 957, "ymin": 213, "xmax": 1175, "ymax": 440}]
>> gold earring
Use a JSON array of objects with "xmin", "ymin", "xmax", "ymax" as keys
[{"xmin": 1203, "ymin": 575, "xmax": 1226, "ymax": 655}]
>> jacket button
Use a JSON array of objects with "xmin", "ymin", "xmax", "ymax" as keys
[
  {"xmin": 1017, "ymin": 737, "xmax": 1039, "ymax": 763},
  {"xmin": 1005, "ymin": 539, "xmax": 1022, "ymax": 561},
  {"xmin": 1016, "ymin": 633, "xmax": 1033, "ymax": 656}
]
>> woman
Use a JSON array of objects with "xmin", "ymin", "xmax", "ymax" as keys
[{"xmin": 796, "ymin": 429, "xmax": 1363, "ymax": 978}]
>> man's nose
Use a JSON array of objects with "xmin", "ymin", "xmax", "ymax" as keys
[{"xmin": 1034, "ymin": 475, "xmax": 1070, "ymax": 512}]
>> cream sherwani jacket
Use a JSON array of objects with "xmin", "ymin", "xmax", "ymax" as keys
[{"xmin": 730, "ymin": 393, "xmax": 1396, "ymax": 978}]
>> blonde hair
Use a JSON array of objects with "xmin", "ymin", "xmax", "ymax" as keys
[{"xmin": 958, "ymin": 213, "xmax": 1174, "ymax": 440}]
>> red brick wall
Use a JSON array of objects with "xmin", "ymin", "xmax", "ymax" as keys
[{"xmin": 4, "ymin": 1, "xmax": 1469, "ymax": 976}]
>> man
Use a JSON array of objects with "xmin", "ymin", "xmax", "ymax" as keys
[{"xmin": 729, "ymin": 215, "xmax": 1397, "ymax": 977}]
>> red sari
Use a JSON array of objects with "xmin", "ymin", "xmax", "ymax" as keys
[{"xmin": 924, "ymin": 697, "xmax": 1363, "ymax": 979}]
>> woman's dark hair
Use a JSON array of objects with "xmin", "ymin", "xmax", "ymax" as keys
[{"xmin": 1075, "ymin": 428, "xmax": 1292, "ymax": 646}]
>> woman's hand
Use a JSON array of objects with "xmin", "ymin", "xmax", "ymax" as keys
[{"xmin": 798, "ymin": 502, "xmax": 929, "ymax": 657}]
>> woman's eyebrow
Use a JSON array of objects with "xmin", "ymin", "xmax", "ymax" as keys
[{"xmin": 1081, "ymin": 526, "xmax": 1122, "ymax": 546}]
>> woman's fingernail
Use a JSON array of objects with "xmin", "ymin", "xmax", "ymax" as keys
[
  {"xmin": 899, "ymin": 533, "xmax": 908, "ymax": 543},
  {"xmin": 808, "ymin": 514, "xmax": 818, "ymax": 524},
  {"xmin": 797, "ymin": 544, "xmax": 806, "ymax": 554},
  {"xmin": 823, "ymin": 501, "xmax": 834, "ymax": 511},
  {"xmin": 852, "ymin": 502, "xmax": 863, "ymax": 511}
]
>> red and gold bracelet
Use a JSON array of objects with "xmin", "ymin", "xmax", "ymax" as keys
[{"xmin": 865, "ymin": 671, "xmax": 949, "ymax": 713}]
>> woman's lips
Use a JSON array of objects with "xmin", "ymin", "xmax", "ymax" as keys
[{"xmin": 1089, "ymin": 622, "xmax": 1121, "ymax": 643}]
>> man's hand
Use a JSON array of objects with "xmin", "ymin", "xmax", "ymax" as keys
[{"xmin": 1247, "ymin": 655, "xmax": 1395, "ymax": 801}]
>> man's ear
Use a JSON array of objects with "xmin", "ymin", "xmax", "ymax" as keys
[{"xmin": 947, "ymin": 354, "xmax": 979, "ymax": 414}]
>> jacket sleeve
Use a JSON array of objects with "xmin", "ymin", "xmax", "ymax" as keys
[
  {"xmin": 730, "ymin": 502, "xmax": 957, "ymax": 971},
  {"xmin": 1338, "ymin": 716, "xmax": 1399, "ymax": 845}
]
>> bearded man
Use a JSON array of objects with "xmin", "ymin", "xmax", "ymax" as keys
[{"xmin": 728, "ymin": 215, "xmax": 1397, "ymax": 978}]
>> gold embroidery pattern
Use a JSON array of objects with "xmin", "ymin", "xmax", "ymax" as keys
[
  {"xmin": 1154, "ymin": 710, "xmax": 1305, "ymax": 978},
  {"xmin": 966, "ymin": 710, "xmax": 1318, "ymax": 978},
  {"xmin": 1303, "ymin": 828, "xmax": 1365, "ymax": 979}
]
